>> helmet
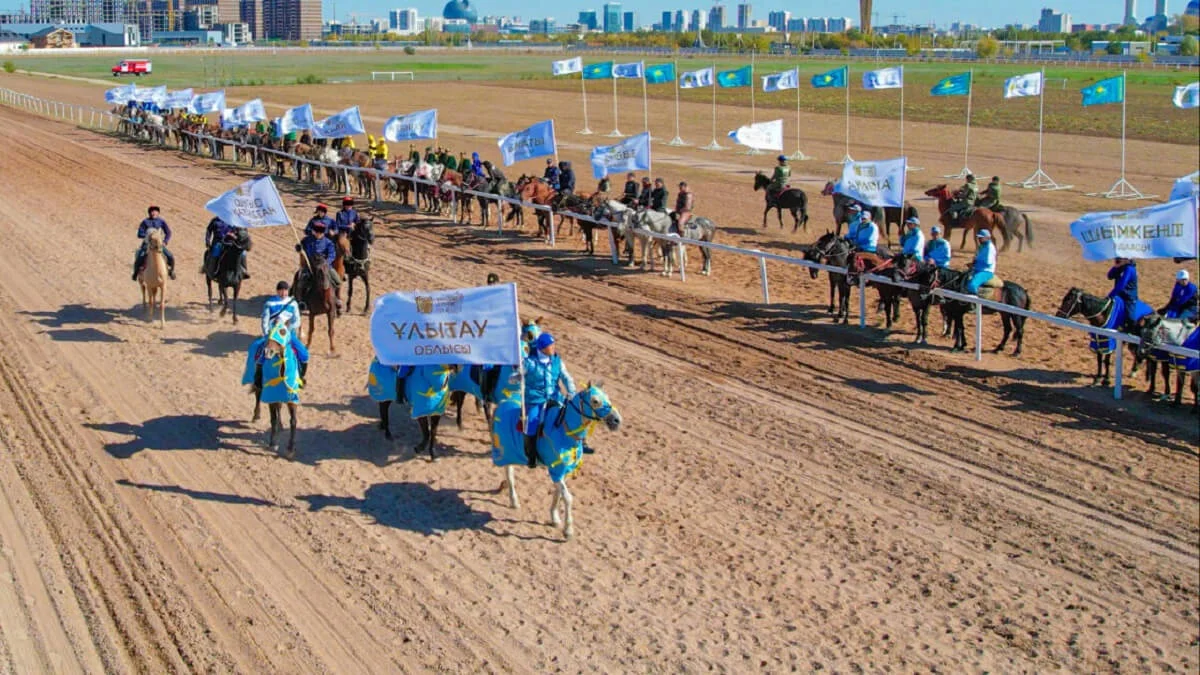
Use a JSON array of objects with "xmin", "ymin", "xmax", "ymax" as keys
[
  {"xmin": 486, "ymin": 273, "xmax": 500, "ymax": 285},
  {"xmin": 147, "ymin": 205, "xmax": 160, "ymax": 215},
  {"xmin": 1178, "ymin": 270, "xmax": 1191, "ymax": 281},
  {"xmin": 533, "ymin": 332, "xmax": 555, "ymax": 350},
  {"xmin": 777, "ymin": 155, "xmax": 787, "ymax": 161},
  {"xmin": 976, "ymin": 229, "xmax": 991, "ymax": 239},
  {"xmin": 848, "ymin": 204, "xmax": 862, "ymax": 212}
]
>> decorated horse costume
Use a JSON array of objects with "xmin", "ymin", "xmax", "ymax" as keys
[
  {"xmin": 1056, "ymin": 288, "xmax": 1151, "ymax": 388},
  {"xmin": 490, "ymin": 383, "xmax": 622, "ymax": 539},
  {"xmin": 1138, "ymin": 315, "xmax": 1200, "ymax": 407},
  {"xmin": 367, "ymin": 360, "xmax": 457, "ymax": 459},
  {"xmin": 242, "ymin": 323, "xmax": 308, "ymax": 457}
]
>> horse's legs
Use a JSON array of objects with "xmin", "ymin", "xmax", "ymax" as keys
[
  {"xmin": 378, "ymin": 401, "xmax": 392, "ymax": 440},
  {"xmin": 558, "ymin": 480, "xmax": 575, "ymax": 539},
  {"xmin": 450, "ymin": 391, "xmax": 466, "ymax": 429},
  {"xmin": 994, "ymin": 315, "xmax": 1012, "ymax": 352},
  {"xmin": 326, "ymin": 312, "xmax": 335, "ymax": 354},
  {"xmin": 427, "ymin": 415, "xmax": 441, "ymax": 461},
  {"xmin": 346, "ymin": 276, "xmax": 355, "ymax": 315},
  {"xmin": 1147, "ymin": 359, "xmax": 1159, "ymax": 395},
  {"xmin": 362, "ymin": 273, "xmax": 371, "ymax": 314},
  {"xmin": 1013, "ymin": 317, "xmax": 1025, "ymax": 357},
  {"xmin": 761, "ymin": 205, "xmax": 769, "ymax": 229},
  {"xmin": 415, "ymin": 417, "xmax": 432, "ymax": 458},
  {"xmin": 827, "ymin": 278, "xmax": 835, "ymax": 314},
  {"xmin": 504, "ymin": 465, "xmax": 520, "ymax": 509},
  {"xmin": 253, "ymin": 385, "xmax": 262, "ymax": 422},
  {"xmin": 206, "ymin": 277, "xmax": 214, "ymax": 307},
  {"xmin": 158, "ymin": 288, "xmax": 165, "ymax": 329},
  {"xmin": 285, "ymin": 403, "xmax": 297, "ymax": 459},
  {"xmin": 267, "ymin": 404, "xmax": 279, "ymax": 449},
  {"xmin": 702, "ymin": 247, "xmax": 712, "ymax": 276},
  {"xmin": 231, "ymin": 283, "xmax": 239, "ymax": 325},
  {"xmin": 305, "ymin": 312, "xmax": 314, "ymax": 348}
]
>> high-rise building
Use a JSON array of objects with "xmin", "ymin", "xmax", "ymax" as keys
[
  {"xmin": 708, "ymin": 3, "xmax": 724, "ymax": 30},
  {"xmin": 622, "ymin": 10, "xmax": 634, "ymax": 30},
  {"xmin": 786, "ymin": 17, "xmax": 804, "ymax": 31},
  {"xmin": 1124, "ymin": 0, "xmax": 1138, "ymax": 24},
  {"xmin": 1156, "ymin": 0, "xmax": 1167, "ymax": 15},
  {"xmin": 240, "ymin": 0, "xmax": 262, "ymax": 39},
  {"xmin": 530, "ymin": 17, "xmax": 554, "ymax": 32},
  {"xmin": 806, "ymin": 16, "xmax": 826, "ymax": 31},
  {"xmin": 389, "ymin": 8, "xmax": 417, "ymax": 32},
  {"xmin": 660, "ymin": 10, "xmax": 672, "ymax": 29},
  {"xmin": 736, "ymin": 3, "xmax": 750, "ymax": 28},
  {"xmin": 263, "ymin": 0, "xmax": 320, "ymax": 40},
  {"xmin": 767, "ymin": 9, "xmax": 788, "ymax": 30},
  {"xmin": 1038, "ymin": 7, "xmax": 1070, "ymax": 32},
  {"xmin": 827, "ymin": 16, "xmax": 850, "ymax": 31},
  {"xmin": 602, "ymin": 2, "xmax": 620, "ymax": 32},
  {"xmin": 578, "ymin": 9, "xmax": 597, "ymax": 29},
  {"xmin": 689, "ymin": 8, "xmax": 705, "ymax": 30}
]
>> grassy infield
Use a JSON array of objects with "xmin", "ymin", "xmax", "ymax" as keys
[{"xmin": 10, "ymin": 51, "xmax": 1199, "ymax": 144}]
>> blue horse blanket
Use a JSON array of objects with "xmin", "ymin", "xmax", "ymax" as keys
[
  {"xmin": 1089, "ymin": 297, "xmax": 1153, "ymax": 354},
  {"xmin": 1169, "ymin": 326, "xmax": 1200, "ymax": 372},
  {"xmin": 491, "ymin": 398, "xmax": 585, "ymax": 483},
  {"xmin": 365, "ymin": 359, "xmax": 453, "ymax": 417},
  {"xmin": 242, "ymin": 329, "xmax": 308, "ymax": 404},
  {"xmin": 366, "ymin": 358, "xmax": 412, "ymax": 402}
]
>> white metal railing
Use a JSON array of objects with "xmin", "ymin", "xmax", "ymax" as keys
[
  {"xmin": 370, "ymin": 71, "xmax": 415, "ymax": 80},
  {"xmin": 5, "ymin": 86, "xmax": 1192, "ymax": 403}
]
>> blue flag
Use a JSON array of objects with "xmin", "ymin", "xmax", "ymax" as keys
[
  {"xmin": 613, "ymin": 61, "xmax": 644, "ymax": 79},
  {"xmin": 718, "ymin": 66, "xmax": 752, "ymax": 88},
  {"xmin": 383, "ymin": 108, "xmax": 438, "ymax": 142},
  {"xmin": 582, "ymin": 61, "xmax": 613, "ymax": 80},
  {"xmin": 105, "ymin": 84, "xmax": 136, "ymax": 104},
  {"xmin": 312, "ymin": 105, "xmax": 366, "ymax": 139},
  {"xmin": 931, "ymin": 72, "xmax": 971, "ymax": 96},
  {"xmin": 163, "ymin": 88, "xmax": 194, "ymax": 110},
  {"xmin": 590, "ymin": 132, "xmax": 651, "ymax": 179},
  {"xmin": 188, "ymin": 90, "xmax": 225, "ymax": 115},
  {"xmin": 134, "ymin": 85, "xmax": 168, "ymax": 105},
  {"xmin": 497, "ymin": 120, "xmax": 556, "ymax": 166},
  {"xmin": 1081, "ymin": 75, "xmax": 1125, "ymax": 107},
  {"xmin": 811, "ymin": 66, "xmax": 847, "ymax": 89},
  {"xmin": 645, "ymin": 63, "xmax": 675, "ymax": 84},
  {"xmin": 278, "ymin": 103, "xmax": 315, "ymax": 135},
  {"xmin": 205, "ymin": 176, "xmax": 292, "ymax": 229}
]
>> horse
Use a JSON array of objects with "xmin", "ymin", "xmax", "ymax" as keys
[
  {"xmin": 435, "ymin": 169, "xmax": 463, "ymax": 218},
  {"xmin": 293, "ymin": 255, "xmax": 337, "ymax": 353},
  {"xmin": 1137, "ymin": 314, "xmax": 1199, "ymax": 408},
  {"xmin": 924, "ymin": 185, "xmax": 1034, "ymax": 253},
  {"xmin": 844, "ymin": 250, "xmax": 903, "ymax": 329},
  {"xmin": 343, "ymin": 217, "xmax": 374, "ymax": 314},
  {"xmin": 1055, "ymin": 288, "xmax": 1150, "ymax": 388},
  {"xmin": 330, "ymin": 231, "xmax": 350, "ymax": 317},
  {"xmin": 138, "ymin": 229, "xmax": 168, "ymax": 329},
  {"xmin": 820, "ymin": 182, "xmax": 916, "ymax": 243},
  {"xmin": 803, "ymin": 232, "xmax": 853, "ymax": 323},
  {"xmin": 890, "ymin": 258, "xmax": 942, "ymax": 344},
  {"xmin": 753, "ymin": 172, "xmax": 809, "ymax": 232},
  {"xmin": 204, "ymin": 230, "xmax": 250, "ymax": 324},
  {"xmin": 516, "ymin": 175, "xmax": 559, "ymax": 242},
  {"xmin": 367, "ymin": 361, "xmax": 458, "ymax": 460},
  {"xmin": 917, "ymin": 266, "xmax": 1030, "ymax": 355},
  {"xmin": 491, "ymin": 382, "xmax": 622, "ymax": 540},
  {"xmin": 243, "ymin": 323, "xmax": 308, "ymax": 459}
]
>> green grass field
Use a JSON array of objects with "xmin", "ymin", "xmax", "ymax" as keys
[{"xmin": 9, "ymin": 51, "xmax": 1198, "ymax": 144}]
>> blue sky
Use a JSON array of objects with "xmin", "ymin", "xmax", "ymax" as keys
[{"xmin": 327, "ymin": 0, "xmax": 1140, "ymax": 28}]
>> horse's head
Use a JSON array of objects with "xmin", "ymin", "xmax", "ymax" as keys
[
  {"xmin": 1055, "ymin": 287, "xmax": 1086, "ymax": 319},
  {"xmin": 1136, "ymin": 313, "xmax": 1166, "ymax": 359},
  {"xmin": 521, "ymin": 317, "xmax": 542, "ymax": 346},
  {"xmin": 820, "ymin": 181, "xmax": 835, "ymax": 197},
  {"xmin": 924, "ymin": 184, "xmax": 950, "ymax": 201},
  {"xmin": 264, "ymin": 322, "xmax": 291, "ymax": 359},
  {"xmin": 753, "ymin": 172, "xmax": 769, "ymax": 191},
  {"xmin": 576, "ymin": 381, "xmax": 621, "ymax": 433},
  {"xmin": 146, "ymin": 228, "xmax": 164, "ymax": 250}
]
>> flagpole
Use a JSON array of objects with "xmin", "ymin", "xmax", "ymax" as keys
[
  {"xmin": 701, "ymin": 62, "xmax": 723, "ymax": 151},
  {"xmin": 667, "ymin": 60, "xmax": 687, "ymax": 146},
  {"xmin": 1016, "ymin": 68, "xmax": 1066, "ymax": 190},
  {"xmin": 945, "ymin": 69, "xmax": 973, "ymax": 178},
  {"xmin": 607, "ymin": 71, "xmax": 624, "ymax": 137},
  {"xmin": 1097, "ymin": 71, "xmax": 1148, "ymax": 199},
  {"xmin": 829, "ymin": 65, "xmax": 852, "ymax": 165},
  {"xmin": 743, "ymin": 55, "xmax": 761, "ymax": 156},
  {"xmin": 788, "ymin": 67, "xmax": 811, "ymax": 161},
  {"xmin": 641, "ymin": 61, "xmax": 650, "ymax": 139},
  {"xmin": 902, "ymin": 66, "xmax": 922, "ymax": 171},
  {"xmin": 579, "ymin": 74, "xmax": 593, "ymax": 135}
]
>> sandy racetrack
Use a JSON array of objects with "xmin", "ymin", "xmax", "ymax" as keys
[{"xmin": 0, "ymin": 80, "xmax": 1196, "ymax": 672}]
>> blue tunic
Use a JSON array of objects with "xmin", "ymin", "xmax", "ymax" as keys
[{"xmin": 924, "ymin": 238, "xmax": 952, "ymax": 268}]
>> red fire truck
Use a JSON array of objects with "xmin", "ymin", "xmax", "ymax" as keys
[{"xmin": 112, "ymin": 59, "xmax": 152, "ymax": 77}]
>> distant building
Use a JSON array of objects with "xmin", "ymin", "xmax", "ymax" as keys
[
  {"xmin": 688, "ymin": 8, "xmax": 705, "ymax": 30},
  {"xmin": 184, "ymin": 6, "xmax": 220, "ymax": 29},
  {"xmin": 1124, "ymin": 0, "xmax": 1138, "ymax": 25},
  {"xmin": 389, "ymin": 8, "xmax": 418, "ymax": 33},
  {"xmin": 578, "ymin": 9, "xmax": 597, "ymax": 29},
  {"xmin": 785, "ymin": 17, "xmax": 804, "ymax": 31},
  {"xmin": 621, "ymin": 10, "xmax": 634, "ymax": 30},
  {"xmin": 708, "ymin": 4, "xmax": 724, "ymax": 30},
  {"xmin": 1037, "ymin": 8, "xmax": 1070, "ymax": 33},
  {"xmin": 216, "ymin": 21, "xmax": 250, "ymax": 43},
  {"xmin": 806, "ymin": 17, "xmax": 826, "ymax": 32},
  {"xmin": 0, "ymin": 21, "xmax": 138, "ymax": 45},
  {"xmin": 240, "ymin": 0, "xmax": 262, "ymax": 39},
  {"xmin": 262, "ymin": 0, "xmax": 321, "ymax": 40},
  {"xmin": 31, "ymin": 25, "xmax": 74, "ymax": 47},
  {"xmin": 0, "ymin": 29, "xmax": 28, "ymax": 52},
  {"xmin": 736, "ymin": 2, "xmax": 750, "ymax": 29},
  {"xmin": 767, "ymin": 10, "xmax": 789, "ymax": 31},
  {"xmin": 673, "ymin": 9, "xmax": 684, "ymax": 31},
  {"xmin": 826, "ymin": 16, "xmax": 849, "ymax": 31},
  {"xmin": 660, "ymin": 10, "xmax": 672, "ymax": 30},
  {"xmin": 530, "ymin": 17, "xmax": 554, "ymax": 32},
  {"xmin": 602, "ymin": 2, "xmax": 620, "ymax": 32}
]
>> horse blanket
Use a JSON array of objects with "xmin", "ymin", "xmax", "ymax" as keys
[
  {"xmin": 490, "ymin": 397, "xmax": 586, "ymax": 484},
  {"xmin": 242, "ymin": 327, "xmax": 308, "ymax": 404},
  {"xmin": 405, "ymin": 364, "xmax": 455, "ymax": 418},
  {"xmin": 1088, "ymin": 297, "xmax": 1153, "ymax": 354},
  {"xmin": 366, "ymin": 357, "xmax": 412, "ymax": 402},
  {"xmin": 1169, "ymin": 325, "xmax": 1200, "ymax": 372}
]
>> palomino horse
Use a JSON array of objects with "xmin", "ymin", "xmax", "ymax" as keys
[
  {"xmin": 491, "ymin": 382, "xmax": 622, "ymax": 540},
  {"xmin": 343, "ymin": 217, "xmax": 374, "ymax": 314},
  {"xmin": 367, "ymin": 361, "xmax": 458, "ymax": 460},
  {"xmin": 138, "ymin": 229, "xmax": 168, "ymax": 328},
  {"xmin": 243, "ymin": 323, "xmax": 307, "ymax": 459},
  {"xmin": 917, "ymin": 266, "xmax": 1030, "ymax": 355},
  {"xmin": 753, "ymin": 172, "xmax": 809, "ymax": 231},
  {"xmin": 331, "ymin": 231, "xmax": 350, "ymax": 316},
  {"xmin": 293, "ymin": 255, "xmax": 337, "ymax": 353},
  {"xmin": 1055, "ymin": 288, "xmax": 1149, "ymax": 388},
  {"xmin": 1137, "ymin": 314, "xmax": 1199, "ymax": 408},
  {"xmin": 803, "ymin": 232, "xmax": 853, "ymax": 323},
  {"xmin": 924, "ymin": 185, "xmax": 1035, "ymax": 253},
  {"xmin": 204, "ymin": 230, "xmax": 251, "ymax": 324}
]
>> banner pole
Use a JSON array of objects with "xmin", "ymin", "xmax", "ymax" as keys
[
  {"xmin": 606, "ymin": 72, "xmax": 624, "ymax": 137},
  {"xmin": 701, "ymin": 62, "xmax": 723, "ymax": 151},
  {"xmin": 641, "ymin": 61, "xmax": 650, "ymax": 138},
  {"xmin": 667, "ymin": 60, "xmax": 687, "ymax": 146},
  {"xmin": 1037, "ymin": 67, "xmax": 1045, "ymax": 173},
  {"xmin": 788, "ymin": 68, "xmax": 810, "ymax": 161},
  {"xmin": 579, "ymin": 75, "xmax": 593, "ymax": 135},
  {"xmin": 902, "ymin": 67, "xmax": 922, "ymax": 171},
  {"xmin": 945, "ymin": 69, "xmax": 975, "ymax": 178},
  {"xmin": 750, "ymin": 51, "xmax": 756, "ymax": 123},
  {"xmin": 1120, "ymin": 70, "xmax": 1127, "ymax": 182}
]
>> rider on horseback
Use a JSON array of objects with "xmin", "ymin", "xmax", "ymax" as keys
[
  {"xmin": 637, "ymin": 177, "xmax": 653, "ymax": 209},
  {"xmin": 1161, "ymin": 270, "xmax": 1199, "ymax": 322},
  {"xmin": 522, "ymin": 332, "xmax": 577, "ymax": 468},
  {"xmin": 334, "ymin": 196, "xmax": 358, "ymax": 236},
  {"xmin": 368, "ymin": 134, "xmax": 389, "ymax": 171},
  {"xmin": 851, "ymin": 210, "xmax": 880, "ymax": 254},
  {"xmin": 304, "ymin": 203, "xmax": 335, "ymax": 237},
  {"xmin": 964, "ymin": 229, "xmax": 996, "ymax": 295},
  {"xmin": 1107, "ymin": 257, "xmax": 1141, "ymax": 308},
  {"xmin": 767, "ymin": 155, "xmax": 791, "ymax": 198},
  {"xmin": 558, "ymin": 161, "xmax": 576, "ymax": 197},
  {"xmin": 650, "ymin": 178, "xmax": 669, "ymax": 212},
  {"xmin": 977, "ymin": 176, "xmax": 1002, "ymax": 212},
  {"xmin": 204, "ymin": 216, "xmax": 250, "ymax": 279},
  {"xmin": 294, "ymin": 221, "xmax": 340, "ymax": 306},
  {"xmin": 132, "ymin": 206, "xmax": 176, "ymax": 281},
  {"xmin": 621, "ymin": 172, "xmax": 639, "ymax": 206},
  {"xmin": 924, "ymin": 225, "xmax": 952, "ymax": 269},
  {"xmin": 597, "ymin": 174, "xmax": 611, "ymax": 194},
  {"xmin": 543, "ymin": 158, "xmax": 560, "ymax": 189},
  {"xmin": 842, "ymin": 203, "xmax": 864, "ymax": 243},
  {"xmin": 897, "ymin": 216, "xmax": 924, "ymax": 264},
  {"xmin": 946, "ymin": 174, "xmax": 978, "ymax": 226},
  {"xmin": 673, "ymin": 182, "xmax": 693, "ymax": 233},
  {"xmin": 262, "ymin": 280, "xmax": 301, "ymax": 336}
]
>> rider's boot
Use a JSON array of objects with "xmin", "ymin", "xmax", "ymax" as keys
[
  {"xmin": 240, "ymin": 252, "xmax": 250, "ymax": 279},
  {"xmin": 524, "ymin": 433, "xmax": 538, "ymax": 468},
  {"xmin": 132, "ymin": 254, "xmax": 143, "ymax": 281}
]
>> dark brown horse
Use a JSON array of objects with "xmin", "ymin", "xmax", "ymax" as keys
[
  {"xmin": 753, "ymin": 172, "xmax": 809, "ymax": 231},
  {"xmin": 803, "ymin": 232, "xmax": 854, "ymax": 324},
  {"xmin": 293, "ymin": 255, "xmax": 337, "ymax": 353},
  {"xmin": 820, "ymin": 181, "xmax": 915, "ymax": 243},
  {"xmin": 844, "ymin": 251, "xmax": 903, "ymax": 329},
  {"xmin": 917, "ymin": 265, "xmax": 1030, "ymax": 355},
  {"xmin": 515, "ymin": 176, "xmax": 558, "ymax": 243},
  {"xmin": 344, "ymin": 217, "xmax": 374, "ymax": 314}
]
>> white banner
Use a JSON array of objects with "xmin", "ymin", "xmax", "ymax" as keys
[
  {"xmin": 552, "ymin": 57, "xmax": 583, "ymax": 76},
  {"xmin": 1004, "ymin": 72, "xmax": 1043, "ymax": 99},
  {"xmin": 163, "ymin": 88, "xmax": 194, "ymax": 110},
  {"xmin": 838, "ymin": 157, "xmax": 908, "ymax": 208},
  {"xmin": 1170, "ymin": 171, "xmax": 1199, "ymax": 202},
  {"xmin": 205, "ymin": 176, "xmax": 292, "ymax": 229},
  {"xmin": 1070, "ymin": 197, "xmax": 1199, "ymax": 261},
  {"xmin": 370, "ymin": 284, "xmax": 522, "ymax": 367},
  {"xmin": 727, "ymin": 119, "xmax": 783, "ymax": 151}
]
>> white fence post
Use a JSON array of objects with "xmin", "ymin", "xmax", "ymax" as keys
[
  {"xmin": 858, "ymin": 276, "xmax": 867, "ymax": 328},
  {"xmin": 1113, "ymin": 342, "xmax": 1125, "ymax": 400},
  {"xmin": 549, "ymin": 207, "xmax": 556, "ymax": 248},
  {"xmin": 974, "ymin": 303, "xmax": 983, "ymax": 361},
  {"xmin": 757, "ymin": 254, "xmax": 770, "ymax": 304},
  {"xmin": 608, "ymin": 224, "xmax": 619, "ymax": 265}
]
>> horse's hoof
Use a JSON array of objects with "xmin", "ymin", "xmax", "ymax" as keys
[
  {"xmin": 252, "ymin": 412, "xmax": 261, "ymax": 422},
  {"xmin": 563, "ymin": 526, "xmax": 575, "ymax": 540}
]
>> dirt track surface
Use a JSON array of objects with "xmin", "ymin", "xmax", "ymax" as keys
[{"xmin": 0, "ymin": 87, "xmax": 1197, "ymax": 672}]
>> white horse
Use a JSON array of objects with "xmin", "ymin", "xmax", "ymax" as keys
[{"xmin": 601, "ymin": 200, "xmax": 684, "ymax": 275}]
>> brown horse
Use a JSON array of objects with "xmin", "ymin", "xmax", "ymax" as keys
[
  {"xmin": 516, "ymin": 176, "xmax": 558, "ymax": 243},
  {"xmin": 924, "ymin": 185, "xmax": 1034, "ymax": 253},
  {"xmin": 436, "ymin": 168, "xmax": 463, "ymax": 218},
  {"xmin": 844, "ymin": 251, "xmax": 904, "ymax": 329},
  {"xmin": 293, "ymin": 255, "xmax": 337, "ymax": 353}
]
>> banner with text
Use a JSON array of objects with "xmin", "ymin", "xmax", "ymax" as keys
[
  {"xmin": 589, "ymin": 132, "xmax": 651, "ymax": 178},
  {"xmin": 728, "ymin": 119, "xmax": 783, "ymax": 151},
  {"xmin": 163, "ymin": 88, "xmax": 194, "ymax": 110},
  {"xmin": 838, "ymin": 157, "xmax": 908, "ymax": 208},
  {"xmin": 188, "ymin": 90, "xmax": 225, "ymax": 115},
  {"xmin": 370, "ymin": 284, "xmax": 522, "ymax": 367},
  {"xmin": 497, "ymin": 119, "xmax": 556, "ymax": 166},
  {"xmin": 278, "ymin": 103, "xmax": 315, "ymax": 135},
  {"xmin": 383, "ymin": 108, "xmax": 438, "ymax": 142},
  {"xmin": 205, "ymin": 176, "xmax": 292, "ymax": 229},
  {"xmin": 220, "ymin": 98, "xmax": 266, "ymax": 129},
  {"xmin": 311, "ymin": 105, "xmax": 366, "ymax": 139},
  {"xmin": 1070, "ymin": 197, "xmax": 1199, "ymax": 261}
]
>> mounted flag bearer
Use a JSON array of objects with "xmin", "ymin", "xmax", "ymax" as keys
[{"xmin": 522, "ymin": 332, "xmax": 576, "ymax": 468}]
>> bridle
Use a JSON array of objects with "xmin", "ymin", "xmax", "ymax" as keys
[{"xmin": 1060, "ymin": 290, "xmax": 1111, "ymax": 324}]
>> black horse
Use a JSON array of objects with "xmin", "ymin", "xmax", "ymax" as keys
[
  {"xmin": 204, "ymin": 229, "xmax": 251, "ymax": 324},
  {"xmin": 918, "ymin": 266, "xmax": 1030, "ymax": 356},
  {"xmin": 890, "ymin": 258, "xmax": 942, "ymax": 344},
  {"xmin": 753, "ymin": 173, "xmax": 809, "ymax": 232},
  {"xmin": 804, "ymin": 232, "xmax": 854, "ymax": 324},
  {"xmin": 344, "ymin": 217, "xmax": 374, "ymax": 314},
  {"xmin": 1055, "ymin": 287, "xmax": 1145, "ymax": 388}
]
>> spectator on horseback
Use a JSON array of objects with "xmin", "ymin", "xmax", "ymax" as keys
[
  {"xmin": 637, "ymin": 177, "xmax": 653, "ymax": 209},
  {"xmin": 543, "ymin": 158, "xmax": 560, "ymax": 189},
  {"xmin": 521, "ymin": 332, "xmax": 576, "ymax": 468},
  {"xmin": 470, "ymin": 152, "xmax": 484, "ymax": 177},
  {"xmin": 294, "ymin": 220, "xmax": 340, "ymax": 305},
  {"xmin": 673, "ymin": 181, "xmax": 694, "ymax": 233},
  {"xmin": 409, "ymin": 145, "xmax": 420, "ymax": 163},
  {"xmin": 1160, "ymin": 270, "xmax": 1198, "ymax": 322},
  {"xmin": 977, "ymin": 176, "xmax": 1003, "ymax": 212},
  {"xmin": 897, "ymin": 216, "xmax": 924, "ymax": 262},
  {"xmin": 304, "ymin": 203, "xmax": 335, "ymax": 237},
  {"xmin": 622, "ymin": 172, "xmax": 640, "ymax": 206},
  {"xmin": 262, "ymin": 281, "xmax": 301, "ymax": 337},
  {"xmin": 368, "ymin": 135, "xmax": 388, "ymax": 171},
  {"xmin": 768, "ymin": 155, "xmax": 791, "ymax": 195},
  {"xmin": 1106, "ymin": 257, "xmax": 1140, "ymax": 308},
  {"xmin": 132, "ymin": 205, "xmax": 175, "ymax": 281},
  {"xmin": 650, "ymin": 178, "xmax": 669, "ymax": 212},
  {"xmin": 946, "ymin": 174, "xmax": 978, "ymax": 226},
  {"xmin": 334, "ymin": 197, "xmax": 358, "ymax": 236},
  {"xmin": 424, "ymin": 146, "xmax": 436, "ymax": 163},
  {"xmin": 443, "ymin": 152, "xmax": 458, "ymax": 171},
  {"xmin": 924, "ymin": 225, "xmax": 952, "ymax": 269},
  {"xmin": 852, "ymin": 211, "xmax": 880, "ymax": 254},
  {"xmin": 597, "ymin": 174, "xmax": 611, "ymax": 194},
  {"xmin": 558, "ymin": 161, "xmax": 576, "ymax": 197},
  {"xmin": 964, "ymin": 229, "xmax": 997, "ymax": 295}
]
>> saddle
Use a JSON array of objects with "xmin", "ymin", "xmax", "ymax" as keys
[{"xmin": 976, "ymin": 276, "xmax": 1005, "ymax": 301}]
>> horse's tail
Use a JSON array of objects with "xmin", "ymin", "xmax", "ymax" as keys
[{"xmin": 1023, "ymin": 213, "xmax": 1034, "ymax": 248}]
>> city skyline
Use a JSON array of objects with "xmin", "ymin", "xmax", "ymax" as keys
[{"xmin": 321, "ymin": 0, "xmax": 1164, "ymax": 29}]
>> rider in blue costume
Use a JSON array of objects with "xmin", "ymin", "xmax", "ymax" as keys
[
  {"xmin": 304, "ymin": 203, "xmax": 336, "ymax": 237},
  {"xmin": 965, "ymin": 229, "xmax": 996, "ymax": 295},
  {"xmin": 898, "ymin": 217, "xmax": 924, "ymax": 261},
  {"xmin": 923, "ymin": 225, "xmax": 952, "ymax": 269},
  {"xmin": 1107, "ymin": 257, "xmax": 1153, "ymax": 325},
  {"xmin": 204, "ymin": 217, "xmax": 250, "ymax": 279},
  {"xmin": 543, "ymin": 158, "xmax": 561, "ymax": 190},
  {"xmin": 132, "ymin": 205, "xmax": 176, "ymax": 281},
  {"xmin": 522, "ymin": 332, "xmax": 576, "ymax": 468},
  {"xmin": 843, "ymin": 203, "xmax": 864, "ymax": 243},
  {"xmin": 333, "ymin": 196, "xmax": 358, "ymax": 237},
  {"xmin": 1161, "ymin": 269, "xmax": 1198, "ymax": 322},
  {"xmin": 852, "ymin": 211, "xmax": 879, "ymax": 253}
]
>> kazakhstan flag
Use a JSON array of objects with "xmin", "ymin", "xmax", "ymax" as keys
[
  {"xmin": 717, "ymin": 66, "xmax": 753, "ymax": 88},
  {"xmin": 583, "ymin": 61, "xmax": 614, "ymax": 80},
  {"xmin": 1081, "ymin": 75, "xmax": 1125, "ymax": 107},
  {"xmin": 811, "ymin": 66, "xmax": 847, "ymax": 89},
  {"xmin": 645, "ymin": 63, "xmax": 675, "ymax": 85},
  {"xmin": 931, "ymin": 72, "xmax": 971, "ymax": 97}
]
